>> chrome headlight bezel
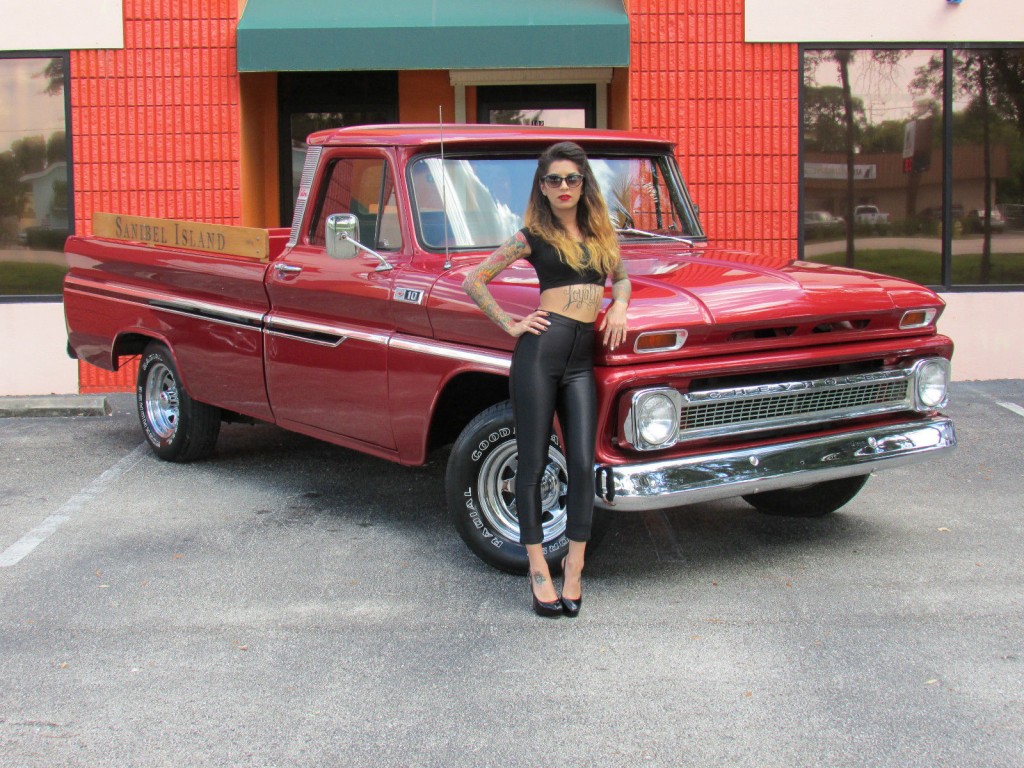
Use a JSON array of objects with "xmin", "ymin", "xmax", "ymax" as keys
[
  {"xmin": 624, "ymin": 387, "xmax": 683, "ymax": 451},
  {"xmin": 900, "ymin": 308, "xmax": 938, "ymax": 330},
  {"xmin": 633, "ymin": 329, "xmax": 688, "ymax": 354},
  {"xmin": 911, "ymin": 357, "xmax": 951, "ymax": 410}
]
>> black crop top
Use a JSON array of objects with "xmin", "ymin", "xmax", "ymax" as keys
[{"xmin": 520, "ymin": 228, "xmax": 606, "ymax": 292}]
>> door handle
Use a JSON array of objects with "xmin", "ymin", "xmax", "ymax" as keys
[{"xmin": 273, "ymin": 263, "xmax": 302, "ymax": 276}]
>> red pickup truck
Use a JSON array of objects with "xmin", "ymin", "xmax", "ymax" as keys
[{"xmin": 64, "ymin": 124, "xmax": 956, "ymax": 572}]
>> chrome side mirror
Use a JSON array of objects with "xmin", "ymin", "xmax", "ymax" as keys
[
  {"xmin": 326, "ymin": 213, "xmax": 360, "ymax": 260},
  {"xmin": 325, "ymin": 213, "xmax": 393, "ymax": 271}
]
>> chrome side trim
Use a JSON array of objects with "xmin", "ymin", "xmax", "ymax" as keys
[
  {"xmin": 389, "ymin": 336, "xmax": 512, "ymax": 372},
  {"xmin": 264, "ymin": 316, "xmax": 389, "ymax": 348},
  {"xmin": 148, "ymin": 298, "xmax": 265, "ymax": 329},
  {"xmin": 265, "ymin": 328, "xmax": 347, "ymax": 348},
  {"xmin": 597, "ymin": 416, "xmax": 956, "ymax": 512},
  {"xmin": 64, "ymin": 277, "xmax": 266, "ymax": 330}
]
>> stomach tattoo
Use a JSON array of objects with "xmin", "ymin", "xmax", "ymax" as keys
[{"xmin": 562, "ymin": 285, "xmax": 602, "ymax": 312}]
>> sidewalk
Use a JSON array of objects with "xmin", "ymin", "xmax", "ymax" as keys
[{"xmin": 0, "ymin": 394, "xmax": 111, "ymax": 417}]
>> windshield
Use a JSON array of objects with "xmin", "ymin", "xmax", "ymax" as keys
[{"xmin": 408, "ymin": 153, "xmax": 703, "ymax": 251}]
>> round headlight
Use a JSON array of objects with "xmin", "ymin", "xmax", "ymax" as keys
[
  {"xmin": 637, "ymin": 392, "xmax": 679, "ymax": 447},
  {"xmin": 915, "ymin": 359, "xmax": 950, "ymax": 409}
]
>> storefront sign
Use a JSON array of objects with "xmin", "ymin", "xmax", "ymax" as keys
[
  {"xmin": 93, "ymin": 214, "xmax": 269, "ymax": 261},
  {"xmin": 1, "ymin": 0, "xmax": 123, "ymax": 50},
  {"xmin": 746, "ymin": 0, "xmax": 1024, "ymax": 43},
  {"xmin": 804, "ymin": 163, "xmax": 878, "ymax": 181}
]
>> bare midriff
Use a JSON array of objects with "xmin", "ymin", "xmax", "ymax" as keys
[{"xmin": 538, "ymin": 283, "xmax": 605, "ymax": 324}]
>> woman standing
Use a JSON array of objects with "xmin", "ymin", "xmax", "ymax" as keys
[{"xmin": 463, "ymin": 142, "xmax": 631, "ymax": 618}]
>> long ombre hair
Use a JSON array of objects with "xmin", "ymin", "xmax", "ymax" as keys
[{"xmin": 523, "ymin": 142, "xmax": 620, "ymax": 276}]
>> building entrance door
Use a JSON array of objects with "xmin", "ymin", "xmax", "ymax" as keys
[{"xmin": 277, "ymin": 71, "xmax": 398, "ymax": 226}]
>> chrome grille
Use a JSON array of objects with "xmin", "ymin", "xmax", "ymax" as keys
[{"xmin": 677, "ymin": 370, "xmax": 914, "ymax": 442}]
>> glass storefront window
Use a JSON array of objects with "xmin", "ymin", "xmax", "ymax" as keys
[
  {"xmin": 949, "ymin": 49, "xmax": 1024, "ymax": 286},
  {"xmin": 802, "ymin": 46, "xmax": 1024, "ymax": 288},
  {"xmin": 802, "ymin": 49, "xmax": 943, "ymax": 285},
  {"xmin": 0, "ymin": 55, "xmax": 70, "ymax": 298},
  {"xmin": 477, "ymin": 84, "xmax": 596, "ymax": 129},
  {"xmin": 487, "ymin": 108, "xmax": 587, "ymax": 128}
]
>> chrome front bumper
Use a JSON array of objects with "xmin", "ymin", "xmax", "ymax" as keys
[{"xmin": 595, "ymin": 416, "xmax": 956, "ymax": 512}]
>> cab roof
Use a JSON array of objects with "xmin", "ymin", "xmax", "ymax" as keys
[{"xmin": 305, "ymin": 123, "xmax": 674, "ymax": 151}]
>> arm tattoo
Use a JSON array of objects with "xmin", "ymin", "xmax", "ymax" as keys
[
  {"xmin": 610, "ymin": 261, "xmax": 631, "ymax": 306},
  {"xmin": 462, "ymin": 233, "xmax": 529, "ymax": 332},
  {"xmin": 562, "ymin": 285, "xmax": 602, "ymax": 312}
]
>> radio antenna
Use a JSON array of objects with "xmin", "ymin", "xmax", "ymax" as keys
[{"xmin": 440, "ymin": 105, "xmax": 452, "ymax": 270}]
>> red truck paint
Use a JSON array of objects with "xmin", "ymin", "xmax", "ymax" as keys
[{"xmin": 64, "ymin": 125, "xmax": 956, "ymax": 572}]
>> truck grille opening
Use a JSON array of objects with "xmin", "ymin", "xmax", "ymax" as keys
[
  {"xmin": 677, "ymin": 369, "xmax": 913, "ymax": 442},
  {"xmin": 727, "ymin": 319, "xmax": 871, "ymax": 342}
]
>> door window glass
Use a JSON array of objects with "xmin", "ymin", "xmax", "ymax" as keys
[{"xmin": 308, "ymin": 157, "xmax": 400, "ymax": 251}]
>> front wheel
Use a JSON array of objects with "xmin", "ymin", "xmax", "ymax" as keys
[
  {"xmin": 742, "ymin": 474, "xmax": 870, "ymax": 518},
  {"xmin": 137, "ymin": 342, "xmax": 221, "ymax": 462},
  {"xmin": 446, "ymin": 401, "xmax": 608, "ymax": 573}
]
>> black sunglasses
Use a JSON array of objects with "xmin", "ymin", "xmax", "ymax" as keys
[{"xmin": 541, "ymin": 173, "xmax": 585, "ymax": 189}]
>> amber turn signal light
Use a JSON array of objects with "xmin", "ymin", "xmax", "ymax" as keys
[
  {"xmin": 634, "ymin": 330, "xmax": 687, "ymax": 353},
  {"xmin": 899, "ymin": 309, "xmax": 937, "ymax": 329}
]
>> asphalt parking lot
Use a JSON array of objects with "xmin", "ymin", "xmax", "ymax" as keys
[{"xmin": 1, "ymin": 382, "xmax": 1021, "ymax": 767}]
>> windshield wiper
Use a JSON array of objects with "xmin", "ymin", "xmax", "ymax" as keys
[{"xmin": 615, "ymin": 227, "xmax": 693, "ymax": 246}]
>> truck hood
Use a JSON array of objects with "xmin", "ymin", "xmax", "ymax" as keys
[
  {"xmin": 427, "ymin": 243, "xmax": 945, "ymax": 359},
  {"xmin": 622, "ymin": 245, "xmax": 901, "ymax": 326}
]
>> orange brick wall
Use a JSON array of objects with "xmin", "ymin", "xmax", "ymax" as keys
[
  {"xmin": 69, "ymin": 1, "xmax": 801, "ymax": 392},
  {"xmin": 628, "ymin": 0, "xmax": 799, "ymax": 260},
  {"xmin": 70, "ymin": 0, "xmax": 242, "ymax": 392}
]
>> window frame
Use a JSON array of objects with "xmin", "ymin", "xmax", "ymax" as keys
[{"xmin": 305, "ymin": 153, "xmax": 401, "ymax": 252}]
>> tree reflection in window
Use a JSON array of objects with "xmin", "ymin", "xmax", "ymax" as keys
[{"xmin": 0, "ymin": 55, "xmax": 69, "ymax": 297}]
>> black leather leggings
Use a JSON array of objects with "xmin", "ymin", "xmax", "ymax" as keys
[{"xmin": 509, "ymin": 313, "xmax": 597, "ymax": 546}]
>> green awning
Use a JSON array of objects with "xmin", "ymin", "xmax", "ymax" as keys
[{"xmin": 237, "ymin": 0, "xmax": 629, "ymax": 72}]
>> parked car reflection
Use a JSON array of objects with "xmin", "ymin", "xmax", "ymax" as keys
[
  {"xmin": 964, "ymin": 208, "xmax": 1006, "ymax": 234},
  {"xmin": 803, "ymin": 210, "xmax": 845, "ymax": 239}
]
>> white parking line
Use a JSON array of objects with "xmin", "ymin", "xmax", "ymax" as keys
[
  {"xmin": 0, "ymin": 443, "xmax": 149, "ymax": 568},
  {"xmin": 997, "ymin": 402, "xmax": 1024, "ymax": 419}
]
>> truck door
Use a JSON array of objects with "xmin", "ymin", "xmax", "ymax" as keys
[{"xmin": 264, "ymin": 151, "xmax": 403, "ymax": 450}]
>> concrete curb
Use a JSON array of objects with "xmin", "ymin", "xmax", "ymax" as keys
[{"xmin": 0, "ymin": 395, "xmax": 111, "ymax": 418}]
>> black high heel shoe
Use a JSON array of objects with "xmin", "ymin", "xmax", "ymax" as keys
[
  {"xmin": 529, "ymin": 572, "xmax": 562, "ymax": 618},
  {"xmin": 560, "ymin": 557, "xmax": 583, "ymax": 618}
]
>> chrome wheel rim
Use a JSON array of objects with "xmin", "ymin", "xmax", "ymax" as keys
[
  {"xmin": 144, "ymin": 362, "xmax": 179, "ymax": 440},
  {"xmin": 476, "ymin": 439, "xmax": 568, "ymax": 543}
]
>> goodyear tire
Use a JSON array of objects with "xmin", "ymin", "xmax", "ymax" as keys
[
  {"xmin": 137, "ymin": 342, "xmax": 221, "ymax": 462},
  {"xmin": 742, "ymin": 474, "xmax": 869, "ymax": 518},
  {"xmin": 446, "ymin": 401, "xmax": 608, "ymax": 573}
]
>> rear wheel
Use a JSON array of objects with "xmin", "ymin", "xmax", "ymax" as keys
[
  {"xmin": 742, "ymin": 474, "xmax": 870, "ymax": 518},
  {"xmin": 137, "ymin": 342, "xmax": 220, "ymax": 462},
  {"xmin": 446, "ymin": 401, "xmax": 609, "ymax": 573}
]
